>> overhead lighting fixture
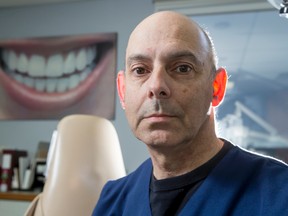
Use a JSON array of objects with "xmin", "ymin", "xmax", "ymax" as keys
[
  {"xmin": 267, "ymin": 0, "xmax": 288, "ymax": 18},
  {"xmin": 279, "ymin": 0, "xmax": 288, "ymax": 18}
]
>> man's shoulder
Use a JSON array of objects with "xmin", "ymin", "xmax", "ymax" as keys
[
  {"xmin": 102, "ymin": 158, "xmax": 152, "ymax": 193},
  {"xmin": 226, "ymin": 143, "xmax": 288, "ymax": 180},
  {"xmin": 233, "ymin": 144, "xmax": 288, "ymax": 167},
  {"xmin": 92, "ymin": 158, "xmax": 152, "ymax": 215}
]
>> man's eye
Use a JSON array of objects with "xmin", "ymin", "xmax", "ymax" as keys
[
  {"xmin": 175, "ymin": 65, "xmax": 192, "ymax": 73},
  {"xmin": 133, "ymin": 67, "xmax": 146, "ymax": 75}
]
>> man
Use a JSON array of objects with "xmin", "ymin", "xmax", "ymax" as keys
[{"xmin": 93, "ymin": 11, "xmax": 288, "ymax": 215}]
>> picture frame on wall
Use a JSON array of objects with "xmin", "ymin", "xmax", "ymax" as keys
[{"xmin": 0, "ymin": 32, "xmax": 117, "ymax": 120}]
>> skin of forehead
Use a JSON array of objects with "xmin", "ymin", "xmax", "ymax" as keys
[{"xmin": 126, "ymin": 11, "xmax": 210, "ymax": 59}]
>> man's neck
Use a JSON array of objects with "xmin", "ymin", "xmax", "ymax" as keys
[{"xmin": 149, "ymin": 136, "xmax": 224, "ymax": 180}]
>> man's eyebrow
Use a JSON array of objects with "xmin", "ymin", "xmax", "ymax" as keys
[
  {"xmin": 168, "ymin": 51, "xmax": 201, "ymax": 65},
  {"xmin": 126, "ymin": 51, "xmax": 202, "ymax": 66},
  {"xmin": 127, "ymin": 54, "xmax": 150, "ymax": 66}
]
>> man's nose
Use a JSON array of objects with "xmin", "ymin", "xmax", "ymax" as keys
[{"xmin": 147, "ymin": 67, "xmax": 171, "ymax": 99}]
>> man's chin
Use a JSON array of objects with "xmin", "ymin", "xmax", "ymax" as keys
[{"xmin": 140, "ymin": 131, "xmax": 178, "ymax": 148}]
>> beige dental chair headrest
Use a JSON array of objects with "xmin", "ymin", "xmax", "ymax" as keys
[{"xmin": 24, "ymin": 115, "xmax": 126, "ymax": 216}]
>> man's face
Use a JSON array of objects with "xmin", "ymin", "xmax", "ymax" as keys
[{"xmin": 120, "ymin": 14, "xmax": 215, "ymax": 149}]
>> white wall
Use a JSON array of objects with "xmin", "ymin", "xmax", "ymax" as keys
[
  {"xmin": 0, "ymin": 0, "xmax": 153, "ymax": 174},
  {"xmin": 0, "ymin": 200, "xmax": 31, "ymax": 216}
]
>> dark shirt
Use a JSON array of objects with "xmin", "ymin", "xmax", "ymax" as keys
[{"xmin": 149, "ymin": 141, "xmax": 232, "ymax": 216}]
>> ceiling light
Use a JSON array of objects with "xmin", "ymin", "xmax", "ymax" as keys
[
  {"xmin": 279, "ymin": 0, "xmax": 288, "ymax": 18},
  {"xmin": 267, "ymin": 0, "xmax": 288, "ymax": 18}
]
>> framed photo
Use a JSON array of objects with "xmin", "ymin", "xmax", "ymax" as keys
[{"xmin": 0, "ymin": 32, "xmax": 117, "ymax": 120}]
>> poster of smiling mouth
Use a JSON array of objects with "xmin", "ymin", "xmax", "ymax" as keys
[{"xmin": 0, "ymin": 32, "xmax": 117, "ymax": 120}]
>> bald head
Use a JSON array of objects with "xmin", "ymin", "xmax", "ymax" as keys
[
  {"xmin": 126, "ymin": 11, "xmax": 217, "ymax": 74},
  {"xmin": 130, "ymin": 11, "xmax": 200, "ymax": 43}
]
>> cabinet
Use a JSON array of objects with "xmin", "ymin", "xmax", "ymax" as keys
[{"xmin": 0, "ymin": 190, "xmax": 39, "ymax": 201}]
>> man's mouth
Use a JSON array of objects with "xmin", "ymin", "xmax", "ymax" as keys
[
  {"xmin": 0, "ymin": 35, "xmax": 115, "ymax": 112},
  {"xmin": 1, "ymin": 44, "xmax": 99, "ymax": 93}
]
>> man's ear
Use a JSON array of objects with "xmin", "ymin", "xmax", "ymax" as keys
[
  {"xmin": 117, "ymin": 70, "xmax": 126, "ymax": 109},
  {"xmin": 212, "ymin": 68, "xmax": 227, "ymax": 107}
]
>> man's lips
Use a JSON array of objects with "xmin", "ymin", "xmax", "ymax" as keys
[
  {"xmin": 143, "ymin": 113, "xmax": 176, "ymax": 122},
  {"xmin": 146, "ymin": 114, "xmax": 174, "ymax": 118}
]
